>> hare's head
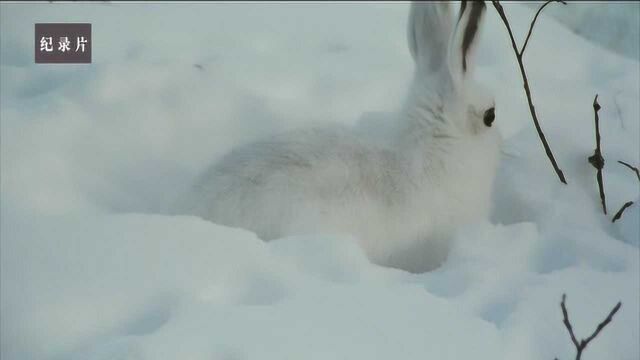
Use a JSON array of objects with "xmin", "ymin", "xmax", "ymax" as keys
[{"xmin": 408, "ymin": 1, "xmax": 495, "ymax": 136}]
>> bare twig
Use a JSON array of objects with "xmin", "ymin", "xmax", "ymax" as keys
[
  {"xmin": 588, "ymin": 95, "xmax": 607, "ymax": 214},
  {"xmin": 491, "ymin": 0, "xmax": 567, "ymax": 184},
  {"xmin": 618, "ymin": 161, "xmax": 640, "ymax": 182},
  {"xmin": 582, "ymin": 302, "xmax": 622, "ymax": 345},
  {"xmin": 612, "ymin": 201, "xmax": 634, "ymax": 223},
  {"xmin": 612, "ymin": 161, "xmax": 638, "ymax": 223},
  {"xmin": 521, "ymin": 0, "xmax": 567, "ymax": 56},
  {"xmin": 560, "ymin": 295, "xmax": 580, "ymax": 349},
  {"xmin": 560, "ymin": 294, "xmax": 622, "ymax": 360}
]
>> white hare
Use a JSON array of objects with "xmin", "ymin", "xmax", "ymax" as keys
[{"xmin": 177, "ymin": 1, "xmax": 501, "ymax": 273}]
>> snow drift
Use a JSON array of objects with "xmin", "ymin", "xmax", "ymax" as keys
[{"xmin": 1, "ymin": 2, "xmax": 638, "ymax": 360}]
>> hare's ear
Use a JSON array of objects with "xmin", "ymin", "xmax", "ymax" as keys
[
  {"xmin": 447, "ymin": 0, "xmax": 487, "ymax": 83},
  {"xmin": 407, "ymin": 2, "xmax": 454, "ymax": 74}
]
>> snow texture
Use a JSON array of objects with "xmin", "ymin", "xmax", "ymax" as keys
[
  {"xmin": 524, "ymin": 1, "xmax": 640, "ymax": 61},
  {"xmin": 1, "ymin": 2, "xmax": 639, "ymax": 360}
]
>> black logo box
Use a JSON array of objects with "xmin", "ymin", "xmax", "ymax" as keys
[{"xmin": 35, "ymin": 23, "xmax": 91, "ymax": 64}]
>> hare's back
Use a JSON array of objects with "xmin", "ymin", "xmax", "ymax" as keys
[
  {"xmin": 215, "ymin": 126, "xmax": 402, "ymax": 192},
  {"xmin": 185, "ymin": 126, "xmax": 405, "ymax": 221}
]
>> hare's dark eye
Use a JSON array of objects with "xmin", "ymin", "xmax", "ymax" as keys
[{"xmin": 483, "ymin": 107, "xmax": 495, "ymax": 127}]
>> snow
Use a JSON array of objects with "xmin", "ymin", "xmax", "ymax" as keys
[
  {"xmin": 524, "ymin": 1, "xmax": 640, "ymax": 61},
  {"xmin": 1, "ymin": 2, "xmax": 639, "ymax": 360}
]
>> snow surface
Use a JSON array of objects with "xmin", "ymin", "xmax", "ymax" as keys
[
  {"xmin": 1, "ymin": 2, "xmax": 639, "ymax": 360},
  {"xmin": 524, "ymin": 1, "xmax": 640, "ymax": 61}
]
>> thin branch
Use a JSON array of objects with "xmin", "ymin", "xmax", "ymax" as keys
[
  {"xmin": 520, "ymin": 0, "xmax": 567, "ymax": 56},
  {"xmin": 588, "ymin": 95, "xmax": 607, "ymax": 214},
  {"xmin": 492, "ymin": 1, "xmax": 520, "ymax": 60},
  {"xmin": 612, "ymin": 201, "xmax": 634, "ymax": 223},
  {"xmin": 580, "ymin": 301, "xmax": 622, "ymax": 347},
  {"xmin": 491, "ymin": 0, "xmax": 567, "ymax": 184},
  {"xmin": 560, "ymin": 294, "xmax": 622, "ymax": 360},
  {"xmin": 612, "ymin": 161, "xmax": 638, "ymax": 223},
  {"xmin": 618, "ymin": 161, "xmax": 640, "ymax": 182},
  {"xmin": 560, "ymin": 294, "xmax": 580, "ymax": 349}
]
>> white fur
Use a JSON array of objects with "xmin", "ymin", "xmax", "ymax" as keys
[{"xmin": 176, "ymin": 2, "xmax": 501, "ymax": 273}]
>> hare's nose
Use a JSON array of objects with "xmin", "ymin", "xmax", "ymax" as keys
[{"xmin": 483, "ymin": 107, "xmax": 495, "ymax": 127}]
